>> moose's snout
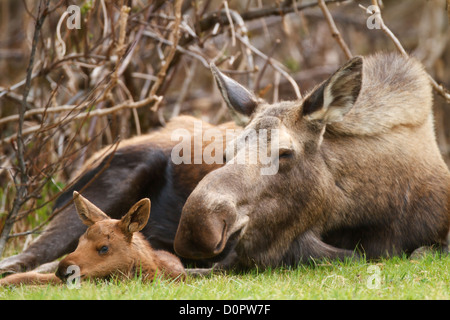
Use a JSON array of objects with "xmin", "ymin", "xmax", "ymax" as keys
[
  {"xmin": 174, "ymin": 193, "xmax": 239, "ymax": 260},
  {"xmin": 174, "ymin": 215, "xmax": 226, "ymax": 259}
]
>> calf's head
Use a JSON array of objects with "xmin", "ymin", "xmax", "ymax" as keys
[
  {"xmin": 174, "ymin": 57, "xmax": 363, "ymax": 266},
  {"xmin": 56, "ymin": 191, "xmax": 150, "ymax": 281}
]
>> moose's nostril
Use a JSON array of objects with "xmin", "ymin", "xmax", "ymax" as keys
[{"xmin": 213, "ymin": 221, "xmax": 228, "ymax": 255}]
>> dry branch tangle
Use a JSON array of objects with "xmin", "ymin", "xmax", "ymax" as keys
[{"xmin": 363, "ymin": 1, "xmax": 450, "ymax": 103}]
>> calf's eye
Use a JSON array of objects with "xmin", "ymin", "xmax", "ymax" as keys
[{"xmin": 98, "ymin": 246, "xmax": 109, "ymax": 255}]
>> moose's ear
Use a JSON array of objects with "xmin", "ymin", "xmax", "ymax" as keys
[
  {"xmin": 210, "ymin": 63, "xmax": 259, "ymax": 125},
  {"xmin": 302, "ymin": 56, "xmax": 363, "ymax": 123},
  {"xmin": 73, "ymin": 191, "xmax": 110, "ymax": 226},
  {"xmin": 119, "ymin": 198, "xmax": 151, "ymax": 235}
]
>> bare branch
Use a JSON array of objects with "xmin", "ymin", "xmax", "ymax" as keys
[
  {"xmin": 363, "ymin": 1, "xmax": 450, "ymax": 103},
  {"xmin": 0, "ymin": 104, "xmax": 87, "ymax": 126},
  {"xmin": 223, "ymin": 1, "xmax": 236, "ymax": 47},
  {"xmin": 150, "ymin": 0, "xmax": 183, "ymax": 112},
  {"xmin": 197, "ymin": 0, "xmax": 349, "ymax": 32},
  {"xmin": 318, "ymin": 0, "xmax": 352, "ymax": 59},
  {"xmin": 0, "ymin": 0, "xmax": 51, "ymax": 258},
  {"xmin": 235, "ymin": 33, "xmax": 302, "ymax": 99},
  {"xmin": 9, "ymin": 140, "xmax": 121, "ymax": 238},
  {"xmin": 2, "ymin": 96, "xmax": 162, "ymax": 144}
]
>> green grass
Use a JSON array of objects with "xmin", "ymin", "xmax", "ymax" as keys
[{"xmin": 1, "ymin": 253, "xmax": 449, "ymax": 300}]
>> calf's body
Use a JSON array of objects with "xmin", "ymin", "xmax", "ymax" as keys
[{"xmin": 0, "ymin": 192, "xmax": 185, "ymax": 285}]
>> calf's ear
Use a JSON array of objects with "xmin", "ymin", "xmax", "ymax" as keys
[
  {"xmin": 210, "ymin": 63, "xmax": 259, "ymax": 125},
  {"xmin": 73, "ymin": 191, "xmax": 110, "ymax": 226},
  {"xmin": 120, "ymin": 198, "xmax": 151, "ymax": 235},
  {"xmin": 302, "ymin": 56, "xmax": 363, "ymax": 123}
]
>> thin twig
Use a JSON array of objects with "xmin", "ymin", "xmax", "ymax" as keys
[
  {"xmin": 235, "ymin": 33, "xmax": 302, "ymax": 99},
  {"xmin": 9, "ymin": 140, "xmax": 121, "ymax": 238},
  {"xmin": 221, "ymin": 9, "xmax": 254, "ymax": 87},
  {"xmin": 318, "ymin": 0, "xmax": 352, "ymax": 59},
  {"xmin": 150, "ymin": 0, "xmax": 183, "ymax": 112},
  {"xmin": 367, "ymin": 1, "xmax": 407, "ymax": 57},
  {"xmin": 0, "ymin": 103, "xmax": 89, "ymax": 126},
  {"xmin": 171, "ymin": 60, "xmax": 198, "ymax": 118},
  {"xmin": 2, "ymin": 95, "xmax": 161, "ymax": 144},
  {"xmin": 254, "ymin": 38, "xmax": 281, "ymax": 93},
  {"xmin": 100, "ymin": 0, "xmax": 109, "ymax": 40},
  {"xmin": 223, "ymin": 1, "xmax": 236, "ymax": 47},
  {"xmin": 143, "ymin": 30, "xmax": 210, "ymax": 68}
]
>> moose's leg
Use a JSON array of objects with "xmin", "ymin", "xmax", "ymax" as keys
[
  {"xmin": 185, "ymin": 250, "xmax": 239, "ymax": 277},
  {"xmin": 282, "ymin": 230, "xmax": 358, "ymax": 266},
  {"xmin": 32, "ymin": 260, "xmax": 60, "ymax": 273},
  {"xmin": 0, "ymin": 147, "xmax": 169, "ymax": 274},
  {"xmin": 0, "ymin": 271, "xmax": 61, "ymax": 286}
]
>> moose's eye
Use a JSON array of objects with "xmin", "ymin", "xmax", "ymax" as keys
[
  {"xmin": 98, "ymin": 245, "xmax": 109, "ymax": 255},
  {"xmin": 278, "ymin": 148, "xmax": 294, "ymax": 160}
]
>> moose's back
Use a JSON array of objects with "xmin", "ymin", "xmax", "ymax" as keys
[{"xmin": 320, "ymin": 54, "xmax": 450, "ymax": 256}]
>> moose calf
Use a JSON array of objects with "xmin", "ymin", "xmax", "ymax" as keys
[{"xmin": 0, "ymin": 191, "xmax": 185, "ymax": 286}]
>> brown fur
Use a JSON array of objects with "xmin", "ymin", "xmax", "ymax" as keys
[
  {"xmin": 75, "ymin": 115, "xmax": 237, "ymax": 181},
  {"xmin": 0, "ymin": 272, "xmax": 60, "ymax": 286},
  {"xmin": 174, "ymin": 53, "xmax": 450, "ymax": 269},
  {"xmin": 0, "ymin": 192, "xmax": 185, "ymax": 286}
]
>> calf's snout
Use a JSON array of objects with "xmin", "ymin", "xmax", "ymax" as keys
[{"xmin": 55, "ymin": 257, "xmax": 79, "ymax": 281}]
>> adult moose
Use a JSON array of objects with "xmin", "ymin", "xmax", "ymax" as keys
[{"xmin": 174, "ymin": 53, "xmax": 450, "ymax": 269}]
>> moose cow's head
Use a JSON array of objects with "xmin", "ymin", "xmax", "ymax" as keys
[{"xmin": 174, "ymin": 57, "xmax": 363, "ymax": 267}]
